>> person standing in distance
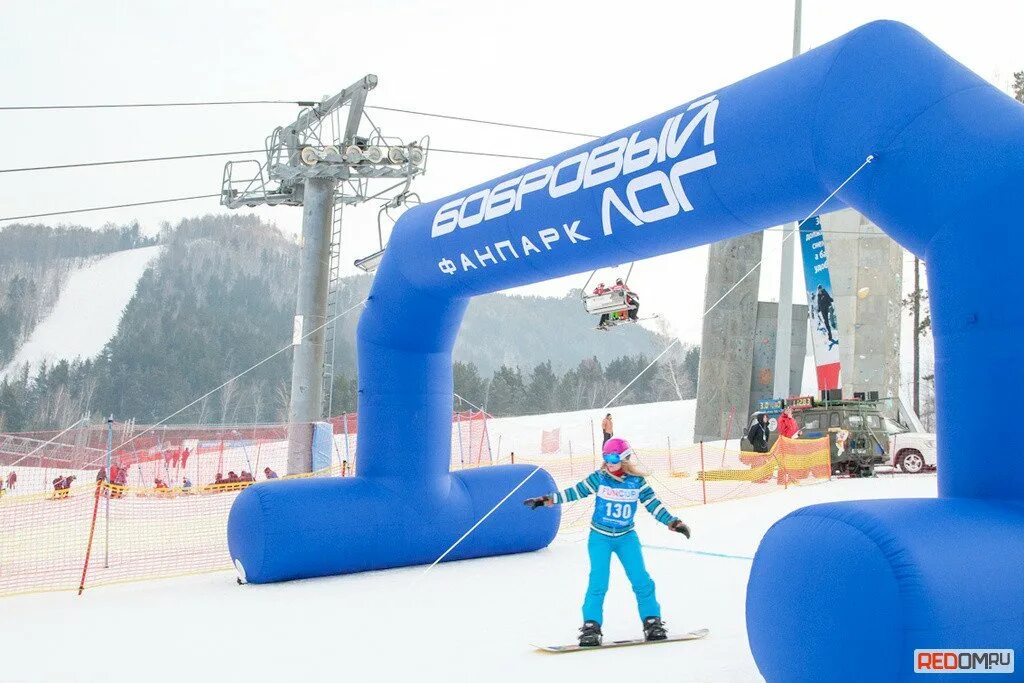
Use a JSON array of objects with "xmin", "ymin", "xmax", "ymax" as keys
[
  {"xmin": 601, "ymin": 413, "xmax": 613, "ymax": 445},
  {"xmin": 749, "ymin": 414, "xmax": 772, "ymax": 453},
  {"xmin": 778, "ymin": 406, "xmax": 801, "ymax": 439}
]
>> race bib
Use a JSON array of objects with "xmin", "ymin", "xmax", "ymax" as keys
[
  {"xmin": 594, "ymin": 485, "xmax": 640, "ymax": 528},
  {"xmin": 596, "ymin": 485, "xmax": 640, "ymax": 502}
]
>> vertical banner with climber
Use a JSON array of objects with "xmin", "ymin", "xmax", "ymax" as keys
[{"xmin": 799, "ymin": 216, "xmax": 841, "ymax": 390}]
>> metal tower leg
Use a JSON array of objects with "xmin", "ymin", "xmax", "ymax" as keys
[{"xmin": 287, "ymin": 177, "xmax": 336, "ymax": 474}]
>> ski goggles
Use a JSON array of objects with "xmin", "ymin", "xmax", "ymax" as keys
[{"xmin": 602, "ymin": 448, "xmax": 633, "ymax": 465}]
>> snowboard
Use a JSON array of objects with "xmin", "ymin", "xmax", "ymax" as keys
[{"xmin": 533, "ymin": 628, "xmax": 708, "ymax": 653}]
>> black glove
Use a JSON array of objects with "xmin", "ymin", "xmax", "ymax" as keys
[
  {"xmin": 523, "ymin": 495, "xmax": 552, "ymax": 509},
  {"xmin": 669, "ymin": 519, "xmax": 691, "ymax": 538}
]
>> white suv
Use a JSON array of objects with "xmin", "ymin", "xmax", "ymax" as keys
[{"xmin": 890, "ymin": 432, "xmax": 937, "ymax": 474}]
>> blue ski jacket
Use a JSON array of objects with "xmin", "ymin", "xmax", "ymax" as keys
[{"xmin": 549, "ymin": 469, "xmax": 678, "ymax": 537}]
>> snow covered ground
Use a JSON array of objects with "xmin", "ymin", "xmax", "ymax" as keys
[
  {"xmin": 488, "ymin": 399, "xmax": 701, "ymax": 458},
  {"xmin": 1, "ymin": 245, "xmax": 160, "ymax": 378},
  {"xmin": 0, "ymin": 472, "xmax": 937, "ymax": 683}
]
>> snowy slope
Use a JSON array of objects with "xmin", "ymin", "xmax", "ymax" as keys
[
  {"xmin": 487, "ymin": 399, "xmax": 699, "ymax": 459},
  {"xmin": 1, "ymin": 246, "xmax": 160, "ymax": 377},
  {"xmin": 0, "ymin": 473, "xmax": 937, "ymax": 683},
  {"xmin": 486, "ymin": 400, "xmax": 749, "ymax": 469}
]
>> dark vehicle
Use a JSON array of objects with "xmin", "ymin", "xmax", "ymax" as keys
[{"xmin": 740, "ymin": 395, "xmax": 908, "ymax": 477}]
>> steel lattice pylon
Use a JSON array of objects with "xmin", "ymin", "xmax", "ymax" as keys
[{"xmin": 219, "ymin": 74, "xmax": 428, "ymax": 472}]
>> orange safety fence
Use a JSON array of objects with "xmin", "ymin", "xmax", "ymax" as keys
[
  {"xmin": 495, "ymin": 436, "xmax": 831, "ymax": 530},
  {"xmin": 451, "ymin": 410, "xmax": 493, "ymax": 466},
  {"xmin": 0, "ymin": 418, "xmax": 829, "ymax": 598},
  {"xmin": 703, "ymin": 436, "xmax": 832, "ymax": 485},
  {"xmin": 0, "ymin": 413, "xmax": 488, "ymax": 597},
  {"xmin": 0, "ymin": 437, "xmax": 328, "ymax": 598}
]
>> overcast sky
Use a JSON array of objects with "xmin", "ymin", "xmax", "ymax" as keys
[{"xmin": 1, "ymin": 0, "xmax": 1019, "ymax": 343}]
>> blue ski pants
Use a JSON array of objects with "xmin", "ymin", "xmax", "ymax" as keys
[{"xmin": 582, "ymin": 530, "xmax": 660, "ymax": 624}]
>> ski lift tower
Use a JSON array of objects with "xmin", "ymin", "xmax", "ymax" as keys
[{"xmin": 220, "ymin": 74, "xmax": 428, "ymax": 474}]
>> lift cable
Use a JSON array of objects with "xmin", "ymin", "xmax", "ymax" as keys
[
  {"xmin": 364, "ymin": 105, "xmax": 599, "ymax": 138},
  {"xmin": 1, "ymin": 100, "xmax": 599, "ymax": 138},
  {"xmin": 0, "ymin": 150, "xmax": 263, "ymax": 174},
  {"xmin": 0, "ymin": 194, "xmax": 221, "ymax": 223},
  {"xmin": 0, "ymin": 100, "xmax": 305, "ymax": 111},
  {"xmin": 0, "ymin": 146, "xmax": 543, "ymax": 176}
]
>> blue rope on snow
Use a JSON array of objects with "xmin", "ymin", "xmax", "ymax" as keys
[{"xmin": 642, "ymin": 544, "xmax": 754, "ymax": 561}]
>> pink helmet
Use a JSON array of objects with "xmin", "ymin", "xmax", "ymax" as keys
[{"xmin": 602, "ymin": 438, "xmax": 632, "ymax": 457}]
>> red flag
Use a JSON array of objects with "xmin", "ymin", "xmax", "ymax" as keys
[{"xmin": 541, "ymin": 428, "xmax": 561, "ymax": 454}]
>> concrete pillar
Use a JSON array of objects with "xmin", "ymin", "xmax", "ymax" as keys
[
  {"xmin": 773, "ymin": 225, "xmax": 796, "ymax": 398},
  {"xmin": 694, "ymin": 233, "xmax": 763, "ymax": 441},
  {"xmin": 816, "ymin": 209, "xmax": 903, "ymax": 411},
  {"xmin": 287, "ymin": 177, "xmax": 336, "ymax": 474},
  {"xmin": 750, "ymin": 301, "xmax": 808, "ymax": 417}
]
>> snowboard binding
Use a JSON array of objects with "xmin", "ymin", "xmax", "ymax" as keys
[
  {"xmin": 643, "ymin": 616, "xmax": 667, "ymax": 641},
  {"xmin": 578, "ymin": 620, "xmax": 603, "ymax": 647}
]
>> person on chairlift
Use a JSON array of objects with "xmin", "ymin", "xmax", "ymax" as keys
[
  {"xmin": 593, "ymin": 282, "xmax": 611, "ymax": 329},
  {"xmin": 612, "ymin": 278, "xmax": 640, "ymax": 321}
]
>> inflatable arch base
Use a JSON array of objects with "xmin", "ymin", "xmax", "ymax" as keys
[
  {"xmin": 228, "ymin": 464, "xmax": 560, "ymax": 582},
  {"xmin": 747, "ymin": 499, "xmax": 1024, "ymax": 681}
]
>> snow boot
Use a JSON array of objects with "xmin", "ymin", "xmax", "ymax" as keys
[
  {"xmin": 578, "ymin": 620, "xmax": 603, "ymax": 647},
  {"xmin": 643, "ymin": 616, "xmax": 667, "ymax": 641}
]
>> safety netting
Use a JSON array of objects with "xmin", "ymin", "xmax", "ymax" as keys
[
  {"xmin": 494, "ymin": 436, "xmax": 831, "ymax": 532},
  {"xmin": 0, "ymin": 412, "xmax": 827, "ymax": 597}
]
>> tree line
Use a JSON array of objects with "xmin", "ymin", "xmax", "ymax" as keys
[{"xmin": 449, "ymin": 347, "xmax": 699, "ymax": 418}]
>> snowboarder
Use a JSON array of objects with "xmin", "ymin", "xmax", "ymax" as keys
[
  {"xmin": 523, "ymin": 437, "xmax": 691, "ymax": 647},
  {"xmin": 263, "ymin": 467, "xmax": 278, "ymax": 479}
]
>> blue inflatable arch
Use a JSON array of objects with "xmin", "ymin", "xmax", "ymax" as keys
[{"xmin": 229, "ymin": 20, "xmax": 1024, "ymax": 680}]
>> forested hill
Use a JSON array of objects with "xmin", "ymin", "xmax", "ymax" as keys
[{"xmin": 0, "ymin": 215, "xmax": 698, "ymax": 430}]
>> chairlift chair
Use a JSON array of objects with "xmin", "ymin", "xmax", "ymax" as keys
[
  {"xmin": 583, "ymin": 288, "xmax": 640, "ymax": 328},
  {"xmin": 582, "ymin": 263, "xmax": 642, "ymax": 328},
  {"xmin": 583, "ymin": 288, "xmax": 636, "ymax": 315},
  {"xmin": 352, "ymin": 192, "xmax": 420, "ymax": 274},
  {"xmin": 354, "ymin": 248, "xmax": 385, "ymax": 273}
]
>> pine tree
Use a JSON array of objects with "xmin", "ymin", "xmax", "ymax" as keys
[
  {"xmin": 525, "ymin": 361, "xmax": 558, "ymax": 414},
  {"xmin": 487, "ymin": 365, "xmax": 528, "ymax": 416},
  {"xmin": 453, "ymin": 362, "xmax": 487, "ymax": 409}
]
